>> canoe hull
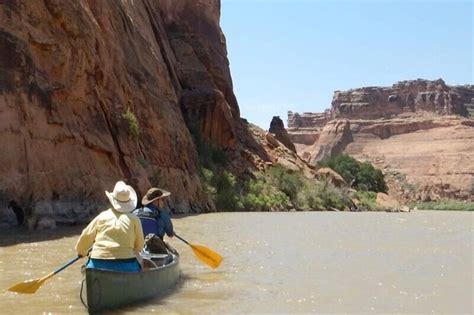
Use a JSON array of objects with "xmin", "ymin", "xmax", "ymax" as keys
[{"xmin": 84, "ymin": 255, "xmax": 179, "ymax": 313}]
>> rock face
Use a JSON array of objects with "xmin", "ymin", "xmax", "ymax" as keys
[
  {"xmin": 239, "ymin": 122, "xmax": 317, "ymax": 179},
  {"xmin": 314, "ymin": 167, "xmax": 346, "ymax": 187},
  {"xmin": 332, "ymin": 79, "xmax": 474, "ymax": 119},
  {"xmin": 287, "ymin": 111, "xmax": 328, "ymax": 143},
  {"xmin": 288, "ymin": 79, "xmax": 474, "ymax": 202},
  {"xmin": 0, "ymin": 0, "xmax": 245, "ymax": 225},
  {"xmin": 268, "ymin": 116, "xmax": 296, "ymax": 153},
  {"xmin": 307, "ymin": 119, "xmax": 352, "ymax": 165}
]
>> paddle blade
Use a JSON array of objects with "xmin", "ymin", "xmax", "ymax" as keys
[
  {"xmin": 8, "ymin": 278, "xmax": 45, "ymax": 294},
  {"xmin": 190, "ymin": 244, "xmax": 223, "ymax": 269}
]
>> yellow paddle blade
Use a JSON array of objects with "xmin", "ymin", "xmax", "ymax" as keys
[
  {"xmin": 190, "ymin": 244, "xmax": 223, "ymax": 269},
  {"xmin": 8, "ymin": 274, "xmax": 50, "ymax": 294}
]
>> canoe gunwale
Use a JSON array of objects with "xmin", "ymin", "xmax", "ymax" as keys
[{"xmin": 86, "ymin": 254, "xmax": 179, "ymax": 275}]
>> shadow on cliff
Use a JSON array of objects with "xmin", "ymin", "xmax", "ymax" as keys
[{"xmin": 0, "ymin": 225, "xmax": 85, "ymax": 247}]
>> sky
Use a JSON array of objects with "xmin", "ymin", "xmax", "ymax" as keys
[{"xmin": 220, "ymin": 0, "xmax": 473, "ymax": 129}]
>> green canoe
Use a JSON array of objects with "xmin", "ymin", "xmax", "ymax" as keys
[{"xmin": 82, "ymin": 253, "xmax": 180, "ymax": 313}]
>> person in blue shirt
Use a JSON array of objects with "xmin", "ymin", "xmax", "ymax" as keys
[{"xmin": 133, "ymin": 187, "xmax": 174, "ymax": 241}]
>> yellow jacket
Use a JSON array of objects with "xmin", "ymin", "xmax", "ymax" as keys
[{"xmin": 75, "ymin": 208, "xmax": 145, "ymax": 259}]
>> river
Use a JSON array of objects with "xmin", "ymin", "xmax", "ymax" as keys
[{"xmin": 0, "ymin": 211, "xmax": 472, "ymax": 314}]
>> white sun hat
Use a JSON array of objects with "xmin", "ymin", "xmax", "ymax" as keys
[{"xmin": 105, "ymin": 181, "xmax": 137, "ymax": 213}]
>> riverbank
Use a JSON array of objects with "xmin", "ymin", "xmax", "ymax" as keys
[{"xmin": 410, "ymin": 200, "xmax": 474, "ymax": 211}]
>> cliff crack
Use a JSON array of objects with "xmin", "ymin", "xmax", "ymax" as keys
[
  {"xmin": 96, "ymin": 98, "xmax": 131, "ymax": 179},
  {"xmin": 143, "ymin": 0, "xmax": 182, "ymax": 95}
]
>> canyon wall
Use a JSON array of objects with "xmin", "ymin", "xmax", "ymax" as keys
[
  {"xmin": 0, "ymin": 0, "xmax": 314, "ymax": 227},
  {"xmin": 0, "ymin": 0, "xmax": 243, "ymax": 226}
]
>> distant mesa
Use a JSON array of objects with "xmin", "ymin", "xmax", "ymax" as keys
[{"xmin": 285, "ymin": 79, "xmax": 474, "ymax": 202}]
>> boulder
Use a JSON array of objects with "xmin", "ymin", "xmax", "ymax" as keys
[
  {"xmin": 376, "ymin": 193, "xmax": 400, "ymax": 210},
  {"xmin": 315, "ymin": 167, "xmax": 347, "ymax": 187}
]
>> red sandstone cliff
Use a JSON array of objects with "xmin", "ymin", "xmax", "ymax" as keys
[
  {"xmin": 0, "ymin": 0, "xmax": 250, "ymax": 226},
  {"xmin": 0, "ymin": 0, "xmax": 315, "ymax": 227},
  {"xmin": 288, "ymin": 79, "xmax": 474, "ymax": 202}
]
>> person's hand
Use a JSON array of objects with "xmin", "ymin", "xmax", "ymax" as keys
[{"xmin": 78, "ymin": 247, "xmax": 92, "ymax": 258}]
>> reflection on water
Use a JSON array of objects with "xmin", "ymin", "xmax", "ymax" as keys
[{"xmin": 1, "ymin": 211, "xmax": 472, "ymax": 314}]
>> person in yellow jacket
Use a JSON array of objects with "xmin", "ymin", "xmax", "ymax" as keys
[{"xmin": 75, "ymin": 181, "xmax": 145, "ymax": 272}]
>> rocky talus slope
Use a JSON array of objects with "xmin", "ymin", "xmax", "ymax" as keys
[{"xmin": 287, "ymin": 79, "xmax": 474, "ymax": 202}]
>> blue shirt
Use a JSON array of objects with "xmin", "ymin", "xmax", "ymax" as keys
[{"xmin": 132, "ymin": 204, "xmax": 174, "ymax": 239}]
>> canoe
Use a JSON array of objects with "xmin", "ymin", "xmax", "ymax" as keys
[{"xmin": 81, "ymin": 253, "xmax": 180, "ymax": 313}]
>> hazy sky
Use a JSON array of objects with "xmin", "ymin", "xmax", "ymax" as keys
[{"xmin": 220, "ymin": 0, "xmax": 473, "ymax": 129}]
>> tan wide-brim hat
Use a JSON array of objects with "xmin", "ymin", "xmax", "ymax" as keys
[
  {"xmin": 141, "ymin": 187, "xmax": 171, "ymax": 205},
  {"xmin": 105, "ymin": 181, "xmax": 137, "ymax": 213}
]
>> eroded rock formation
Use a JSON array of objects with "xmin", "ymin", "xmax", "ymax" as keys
[
  {"xmin": 268, "ymin": 116, "xmax": 296, "ymax": 153},
  {"xmin": 288, "ymin": 79, "xmax": 474, "ymax": 202}
]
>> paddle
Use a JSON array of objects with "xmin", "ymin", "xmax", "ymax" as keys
[
  {"xmin": 174, "ymin": 234, "xmax": 223, "ymax": 269},
  {"xmin": 8, "ymin": 255, "xmax": 82, "ymax": 294}
]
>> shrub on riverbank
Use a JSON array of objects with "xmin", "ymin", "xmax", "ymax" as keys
[
  {"xmin": 201, "ymin": 168, "xmax": 243, "ymax": 211},
  {"xmin": 241, "ymin": 178, "xmax": 291, "ymax": 211},
  {"xmin": 410, "ymin": 200, "xmax": 474, "ymax": 211},
  {"xmin": 319, "ymin": 154, "xmax": 387, "ymax": 192},
  {"xmin": 201, "ymin": 164, "xmax": 351, "ymax": 211},
  {"xmin": 192, "ymin": 128, "xmax": 353, "ymax": 211},
  {"xmin": 249, "ymin": 165, "xmax": 351, "ymax": 211},
  {"xmin": 296, "ymin": 179, "xmax": 349, "ymax": 211},
  {"xmin": 351, "ymin": 191, "xmax": 380, "ymax": 211},
  {"xmin": 266, "ymin": 165, "xmax": 303, "ymax": 203}
]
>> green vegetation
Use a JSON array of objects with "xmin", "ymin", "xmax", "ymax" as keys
[
  {"xmin": 266, "ymin": 165, "xmax": 302, "ymax": 203},
  {"xmin": 394, "ymin": 172, "xmax": 417, "ymax": 193},
  {"xmin": 201, "ymin": 168, "xmax": 243, "ymax": 211},
  {"xmin": 241, "ymin": 177, "xmax": 291, "ymax": 211},
  {"xmin": 240, "ymin": 165, "xmax": 351, "ymax": 211},
  {"xmin": 137, "ymin": 155, "xmax": 148, "ymax": 168},
  {"xmin": 351, "ymin": 191, "xmax": 380, "ymax": 211},
  {"xmin": 188, "ymin": 124, "xmax": 238, "ymax": 210},
  {"xmin": 296, "ymin": 179, "xmax": 349, "ymax": 211},
  {"xmin": 410, "ymin": 200, "xmax": 474, "ymax": 211},
  {"xmin": 122, "ymin": 108, "xmax": 140, "ymax": 140},
  {"xmin": 319, "ymin": 154, "xmax": 387, "ymax": 192},
  {"xmin": 200, "ymin": 162, "xmax": 352, "ymax": 211},
  {"xmin": 188, "ymin": 122, "xmax": 228, "ymax": 169},
  {"xmin": 190, "ymin": 127, "xmax": 374, "ymax": 211}
]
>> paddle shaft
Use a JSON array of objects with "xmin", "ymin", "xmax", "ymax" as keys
[
  {"xmin": 54, "ymin": 256, "xmax": 82, "ymax": 274},
  {"xmin": 8, "ymin": 255, "xmax": 82, "ymax": 294},
  {"xmin": 174, "ymin": 233, "xmax": 191, "ymax": 246},
  {"xmin": 40, "ymin": 255, "xmax": 82, "ymax": 283}
]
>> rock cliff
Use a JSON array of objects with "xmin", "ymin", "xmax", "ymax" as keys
[
  {"xmin": 288, "ymin": 79, "xmax": 474, "ymax": 202},
  {"xmin": 0, "ymin": 0, "xmax": 259, "ymax": 226},
  {"xmin": 332, "ymin": 79, "xmax": 473, "ymax": 119}
]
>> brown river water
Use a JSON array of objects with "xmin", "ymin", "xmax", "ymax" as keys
[{"xmin": 0, "ymin": 211, "xmax": 472, "ymax": 314}]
